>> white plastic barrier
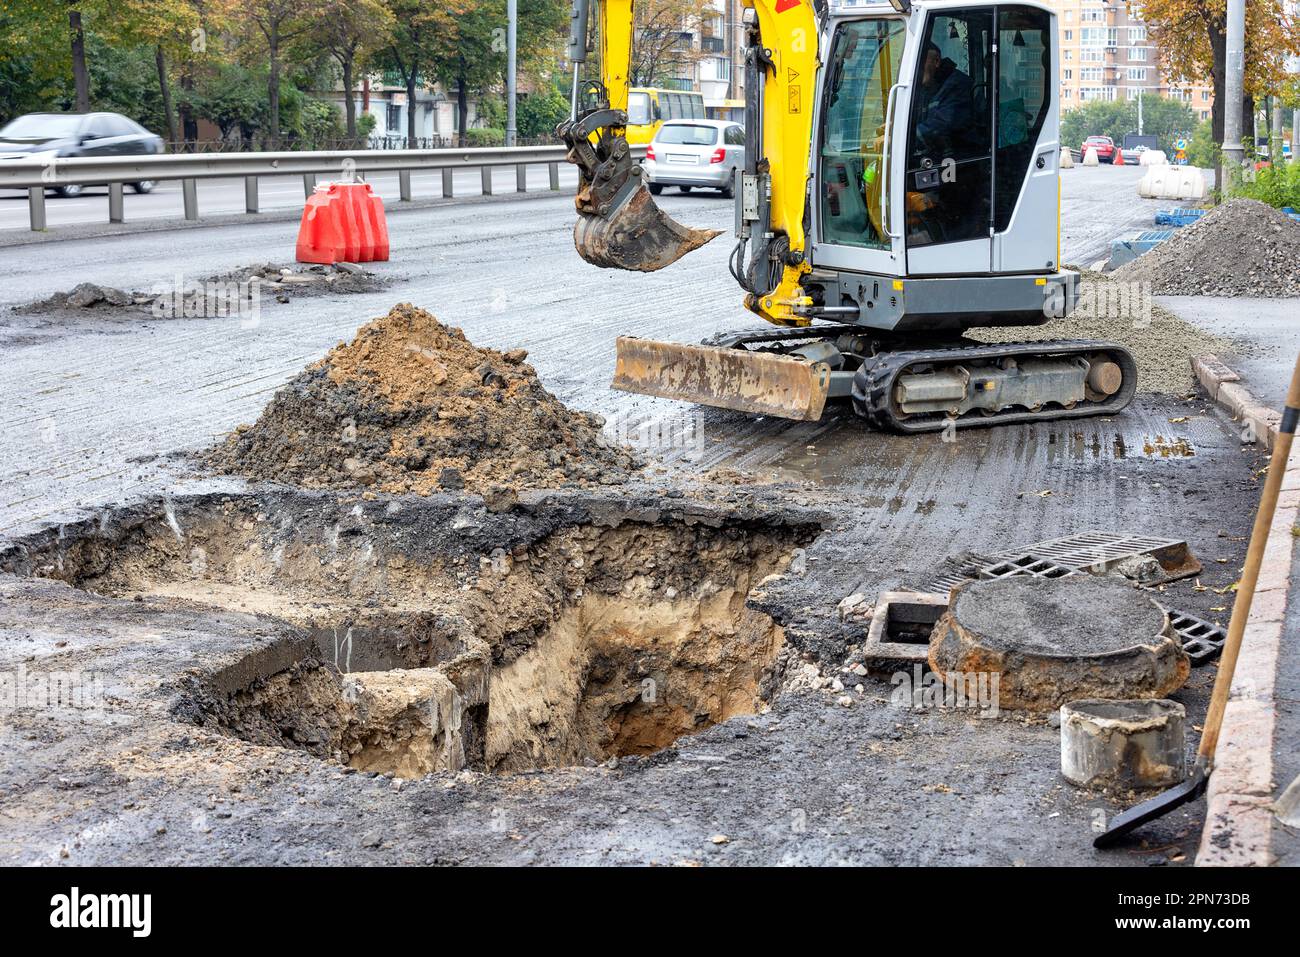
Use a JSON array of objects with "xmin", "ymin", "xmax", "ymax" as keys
[
  {"xmin": 1139, "ymin": 150, "xmax": 1168, "ymax": 167},
  {"xmin": 1137, "ymin": 166, "xmax": 1208, "ymax": 200},
  {"xmin": 1082, "ymin": 147, "xmax": 1100, "ymax": 166},
  {"xmin": 1060, "ymin": 146, "xmax": 1075, "ymax": 169}
]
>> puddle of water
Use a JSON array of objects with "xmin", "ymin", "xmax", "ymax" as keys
[{"xmin": 1139, "ymin": 435, "xmax": 1196, "ymax": 459}]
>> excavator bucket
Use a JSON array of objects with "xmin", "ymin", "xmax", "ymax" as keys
[
  {"xmin": 612, "ymin": 336, "xmax": 831, "ymax": 421},
  {"xmin": 574, "ymin": 183, "xmax": 721, "ymax": 272}
]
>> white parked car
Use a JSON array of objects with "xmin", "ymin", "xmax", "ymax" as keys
[{"xmin": 643, "ymin": 119, "xmax": 744, "ymax": 198}]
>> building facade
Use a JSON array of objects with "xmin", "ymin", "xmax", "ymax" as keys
[{"xmin": 1050, "ymin": 0, "xmax": 1214, "ymax": 121}]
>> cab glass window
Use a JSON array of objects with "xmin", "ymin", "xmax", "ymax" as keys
[{"xmin": 818, "ymin": 18, "xmax": 907, "ymax": 249}]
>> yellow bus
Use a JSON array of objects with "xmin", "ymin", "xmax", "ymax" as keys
[{"xmin": 624, "ymin": 88, "xmax": 708, "ymax": 144}]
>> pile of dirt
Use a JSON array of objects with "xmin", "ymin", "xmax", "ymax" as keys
[
  {"xmin": 207, "ymin": 303, "xmax": 640, "ymax": 496},
  {"xmin": 971, "ymin": 268, "xmax": 1228, "ymax": 394},
  {"xmin": 1111, "ymin": 198, "xmax": 1300, "ymax": 297}
]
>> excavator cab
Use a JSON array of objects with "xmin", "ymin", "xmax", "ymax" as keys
[
  {"xmin": 572, "ymin": 0, "xmax": 1136, "ymax": 430},
  {"xmin": 558, "ymin": 0, "xmax": 720, "ymax": 271}
]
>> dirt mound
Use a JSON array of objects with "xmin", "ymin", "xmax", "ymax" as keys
[
  {"xmin": 207, "ymin": 304, "xmax": 639, "ymax": 496},
  {"xmin": 971, "ymin": 268, "xmax": 1228, "ymax": 394},
  {"xmin": 1111, "ymin": 198, "xmax": 1300, "ymax": 297}
]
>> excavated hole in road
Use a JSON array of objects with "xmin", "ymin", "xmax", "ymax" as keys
[{"xmin": 7, "ymin": 493, "xmax": 817, "ymax": 777}]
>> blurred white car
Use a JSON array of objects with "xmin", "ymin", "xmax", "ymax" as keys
[{"xmin": 643, "ymin": 119, "xmax": 744, "ymax": 198}]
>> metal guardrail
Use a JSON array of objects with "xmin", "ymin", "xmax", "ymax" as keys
[{"xmin": 0, "ymin": 144, "xmax": 613, "ymax": 232}]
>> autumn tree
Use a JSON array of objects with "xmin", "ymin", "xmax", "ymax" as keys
[
  {"xmin": 377, "ymin": 0, "xmax": 460, "ymax": 147},
  {"xmin": 424, "ymin": 0, "xmax": 567, "ymax": 146},
  {"xmin": 1136, "ymin": 0, "xmax": 1299, "ymax": 155},
  {"xmin": 629, "ymin": 0, "xmax": 711, "ymax": 87},
  {"xmin": 113, "ymin": 0, "xmax": 206, "ymax": 144},
  {"xmin": 231, "ymin": 0, "xmax": 314, "ymax": 145},
  {"xmin": 301, "ymin": 0, "xmax": 394, "ymax": 139}
]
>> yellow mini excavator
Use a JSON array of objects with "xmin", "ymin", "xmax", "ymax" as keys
[{"xmin": 557, "ymin": 0, "xmax": 1136, "ymax": 432}]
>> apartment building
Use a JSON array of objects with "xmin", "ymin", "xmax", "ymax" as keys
[{"xmin": 1050, "ymin": 0, "xmax": 1214, "ymax": 120}]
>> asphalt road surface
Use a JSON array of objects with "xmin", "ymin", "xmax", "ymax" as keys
[
  {"xmin": 0, "ymin": 161, "xmax": 1277, "ymax": 866},
  {"xmin": 0, "ymin": 164, "xmax": 1168, "ymax": 533}
]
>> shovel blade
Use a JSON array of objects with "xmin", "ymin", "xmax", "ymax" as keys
[
  {"xmin": 612, "ymin": 336, "xmax": 832, "ymax": 421},
  {"xmin": 575, "ymin": 184, "xmax": 721, "ymax": 272},
  {"xmin": 1093, "ymin": 763, "xmax": 1208, "ymax": 848}
]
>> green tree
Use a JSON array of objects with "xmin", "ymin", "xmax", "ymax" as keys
[
  {"xmin": 231, "ymin": 0, "xmax": 314, "ymax": 145},
  {"xmin": 378, "ymin": 0, "xmax": 459, "ymax": 147},
  {"xmin": 517, "ymin": 85, "xmax": 567, "ymax": 139},
  {"xmin": 300, "ymin": 0, "xmax": 394, "ymax": 139},
  {"xmin": 1060, "ymin": 96, "xmax": 1195, "ymax": 156}
]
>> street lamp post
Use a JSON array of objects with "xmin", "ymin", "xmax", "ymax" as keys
[{"xmin": 506, "ymin": 0, "xmax": 518, "ymax": 147}]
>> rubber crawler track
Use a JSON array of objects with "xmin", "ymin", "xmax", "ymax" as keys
[{"xmin": 850, "ymin": 339, "xmax": 1139, "ymax": 433}]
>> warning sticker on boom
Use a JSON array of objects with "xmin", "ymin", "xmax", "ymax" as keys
[{"xmin": 788, "ymin": 85, "xmax": 801, "ymax": 113}]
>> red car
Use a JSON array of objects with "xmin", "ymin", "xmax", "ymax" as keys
[{"xmin": 1081, "ymin": 135, "xmax": 1116, "ymax": 163}]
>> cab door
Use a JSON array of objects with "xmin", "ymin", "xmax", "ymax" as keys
[
  {"xmin": 903, "ymin": 4, "xmax": 1059, "ymax": 276},
  {"xmin": 902, "ymin": 7, "xmax": 995, "ymax": 276}
]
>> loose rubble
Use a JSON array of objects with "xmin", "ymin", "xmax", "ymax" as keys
[
  {"xmin": 14, "ymin": 262, "xmax": 387, "ymax": 318},
  {"xmin": 971, "ymin": 267, "xmax": 1228, "ymax": 394},
  {"xmin": 1111, "ymin": 198, "xmax": 1300, "ymax": 297},
  {"xmin": 207, "ymin": 303, "xmax": 641, "ymax": 496}
]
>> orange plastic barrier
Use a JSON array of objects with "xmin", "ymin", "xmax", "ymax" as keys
[
  {"xmin": 295, "ymin": 181, "xmax": 390, "ymax": 264},
  {"xmin": 1113, "ymin": 147, "xmax": 1125, "ymax": 166}
]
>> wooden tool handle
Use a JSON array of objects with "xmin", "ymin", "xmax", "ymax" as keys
[{"xmin": 1199, "ymin": 352, "xmax": 1300, "ymax": 761}]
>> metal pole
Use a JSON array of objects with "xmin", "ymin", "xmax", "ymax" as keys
[
  {"xmin": 1271, "ymin": 98, "xmax": 1283, "ymax": 161},
  {"xmin": 1222, "ymin": 0, "xmax": 1246, "ymax": 178},
  {"xmin": 1137, "ymin": 88, "xmax": 1143, "ymax": 136},
  {"xmin": 244, "ymin": 175, "xmax": 259, "ymax": 213},
  {"xmin": 28, "ymin": 186, "xmax": 46, "ymax": 231},
  {"xmin": 506, "ymin": 0, "xmax": 518, "ymax": 147},
  {"xmin": 108, "ymin": 182, "xmax": 124, "ymax": 223}
]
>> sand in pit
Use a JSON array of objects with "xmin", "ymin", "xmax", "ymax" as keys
[
  {"xmin": 970, "ymin": 267, "xmax": 1228, "ymax": 394},
  {"xmin": 950, "ymin": 576, "xmax": 1167, "ymax": 656},
  {"xmin": 1112, "ymin": 198, "xmax": 1300, "ymax": 298},
  {"xmin": 207, "ymin": 304, "xmax": 639, "ymax": 496}
]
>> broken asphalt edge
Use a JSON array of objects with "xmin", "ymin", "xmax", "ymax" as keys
[
  {"xmin": 1192, "ymin": 354, "xmax": 1282, "ymax": 451},
  {"xmin": 1193, "ymin": 354, "xmax": 1297, "ymax": 866}
]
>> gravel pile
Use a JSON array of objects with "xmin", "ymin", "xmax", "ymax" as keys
[
  {"xmin": 1111, "ymin": 198, "xmax": 1300, "ymax": 297},
  {"xmin": 971, "ymin": 268, "xmax": 1228, "ymax": 394},
  {"xmin": 208, "ymin": 303, "xmax": 639, "ymax": 498}
]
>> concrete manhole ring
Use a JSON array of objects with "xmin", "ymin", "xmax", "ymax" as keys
[{"xmin": 928, "ymin": 575, "xmax": 1190, "ymax": 712}]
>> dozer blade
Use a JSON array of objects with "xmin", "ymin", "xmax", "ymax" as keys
[
  {"xmin": 574, "ymin": 184, "xmax": 721, "ymax": 272},
  {"xmin": 612, "ymin": 336, "xmax": 831, "ymax": 421}
]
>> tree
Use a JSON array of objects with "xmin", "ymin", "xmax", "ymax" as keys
[
  {"xmin": 231, "ymin": 0, "xmax": 314, "ymax": 145},
  {"xmin": 1060, "ymin": 96, "xmax": 1195, "ymax": 155},
  {"xmin": 423, "ymin": 0, "xmax": 567, "ymax": 146},
  {"xmin": 302, "ymin": 0, "xmax": 394, "ymax": 139},
  {"xmin": 1137, "ymin": 0, "xmax": 1299, "ymax": 159},
  {"xmin": 113, "ymin": 0, "xmax": 206, "ymax": 145},
  {"xmin": 378, "ymin": 0, "xmax": 459, "ymax": 147},
  {"xmin": 629, "ymin": 0, "xmax": 711, "ymax": 86}
]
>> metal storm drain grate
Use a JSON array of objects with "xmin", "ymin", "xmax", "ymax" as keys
[
  {"xmin": 1014, "ymin": 532, "xmax": 1201, "ymax": 581},
  {"xmin": 980, "ymin": 555, "xmax": 1082, "ymax": 581},
  {"xmin": 928, "ymin": 532, "xmax": 1201, "ymax": 595},
  {"xmin": 1167, "ymin": 611, "xmax": 1227, "ymax": 665}
]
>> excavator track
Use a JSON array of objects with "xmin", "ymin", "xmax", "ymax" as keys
[{"xmin": 850, "ymin": 339, "xmax": 1138, "ymax": 433}]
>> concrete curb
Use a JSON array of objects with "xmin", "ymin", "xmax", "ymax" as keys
[
  {"xmin": 1192, "ymin": 355, "xmax": 1282, "ymax": 450},
  {"xmin": 1194, "ymin": 354, "xmax": 1297, "ymax": 866}
]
